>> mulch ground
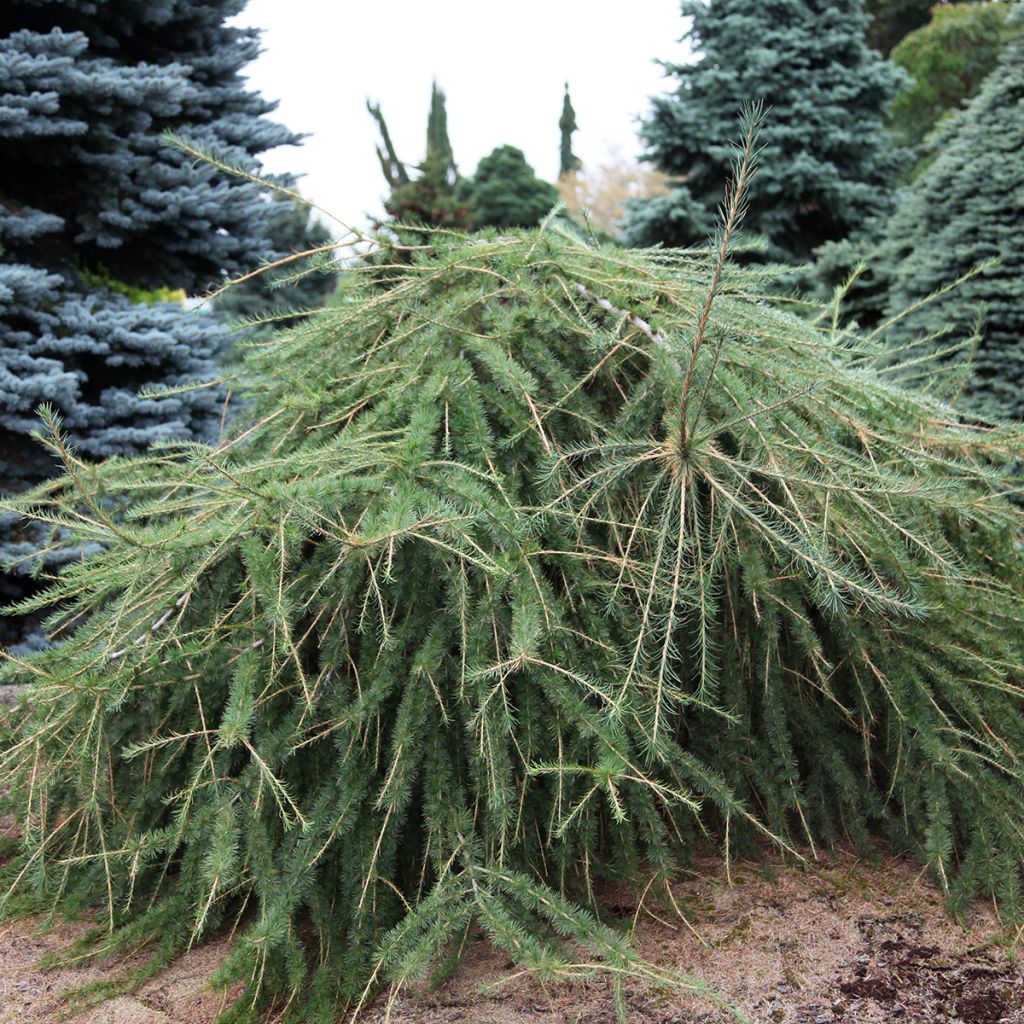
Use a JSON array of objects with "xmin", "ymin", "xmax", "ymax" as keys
[
  {"xmin": 1, "ymin": 837, "xmax": 1021, "ymax": 1024},
  {"xmin": 355, "ymin": 850, "xmax": 1023, "ymax": 1024}
]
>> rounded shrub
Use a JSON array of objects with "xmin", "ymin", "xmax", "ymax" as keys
[{"xmin": 2, "ymin": 215, "xmax": 1023, "ymax": 1019}]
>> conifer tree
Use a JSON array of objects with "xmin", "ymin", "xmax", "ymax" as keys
[
  {"xmin": 888, "ymin": 1, "xmax": 1021, "ymax": 148},
  {"xmin": 559, "ymin": 82, "xmax": 582, "ymax": 178},
  {"xmin": 0, "ymin": 0, "xmax": 297, "ymax": 648},
  {"xmin": 864, "ymin": 0, "xmax": 934, "ymax": 54},
  {"xmin": 465, "ymin": 145, "xmax": 559, "ymax": 229},
  {"xmin": 214, "ymin": 196, "xmax": 339, "ymax": 334},
  {"xmin": 425, "ymin": 80, "xmax": 458, "ymax": 189},
  {"xmin": 366, "ymin": 98, "xmax": 410, "ymax": 191},
  {"xmin": 880, "ymin": 28, "xmax": 1024, "ymax": 421},
  {"xmin": 2, "ymin": 118, "xmax": 1023, "ymax": 1020},
  {"xmin": 623, "ymin": 0, "xmax": 908, "ymax": 260},
  {"xmin": 370, "ymin": 83, "xmax": 473, "ymax": 232}
]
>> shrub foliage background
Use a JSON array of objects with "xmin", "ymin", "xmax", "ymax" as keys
[
  {"xmin": 879, "ymin": 29, "xmax": 1024, "ymax": 421},
  {"xmin": 887, "ymin": 0, "xmax": 1021, "ymax": 149},
  {"xmin": 2, "ymin": 179, "xmax": 1024, "ymax": 1018}
]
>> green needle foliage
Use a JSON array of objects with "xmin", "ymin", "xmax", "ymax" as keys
[
  {"xmin": 889, "ymin": 0, "xmax": 1022, "ymax": 150},
  {"xmin": 462, "ymin": 145, "xmax": 559, "ymax": 229},
  {"xmin": 2, "ymin": 116, "xmax": 1024, "ymax": 1022},
  {"xmin": 559, "ymin": 82, "xmax": 582, "ymax": 179},
  {"xmin": 881, "ymin": 28, "xmax": 1024, "ymax": 421}
]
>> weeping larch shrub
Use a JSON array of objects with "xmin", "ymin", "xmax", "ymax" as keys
[{"xmin": 2, "ymin": 126, "xmax": 1023, "ymax": 1021}]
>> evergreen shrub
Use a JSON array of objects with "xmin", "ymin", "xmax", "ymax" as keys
[
  {"xmin": 888, "ymin": 0, "xmax": 1021, "ymax": 149},
  {"xmin": 2, "ymin": 126, "xmax": 1023, "ymax": 1020},
  {"xmin": 462, "ymin": 145, "xmax": 559, "ymax": 229}
]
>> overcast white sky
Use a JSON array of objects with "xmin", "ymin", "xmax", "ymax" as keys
[{"xmin": 231, "ymin": 1, "xmax": 691, "ymax": 235}]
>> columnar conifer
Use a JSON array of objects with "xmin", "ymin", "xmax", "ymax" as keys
[
  {"xmin": 370, "ymin": 83, "xmax": 473, "ymax": 232},
  {"xmin": 425, "ymin": 81, "xmax": 458, "ymax": 189},
  {"xmin": 559, "ymin": 82, "xmax": 582, "ymax": 178}
]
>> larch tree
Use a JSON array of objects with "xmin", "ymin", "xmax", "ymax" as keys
[
  {"xmin": 623, "ymin": 0, "xmax": 908, "ymax": 261},
  {"xmin": 2, "ymin": 115, "xmax": 1023, "ymax": 1021},
  {"xmin": 214, "ymin": 195, "xmax": 340, "ymax": 335},
  {"xmin": 0, "ymin": 0, "xmax": 298, "ymax": 649}
]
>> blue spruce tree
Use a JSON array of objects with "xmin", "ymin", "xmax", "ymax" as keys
[
  {"xmin": 881, "ymin": 27, "xmax": 1024, "ymax": 421},
  {"xmin": 214, "ymin": 194, "xmax": 339, "ymax": 334},
  {"xmin": 624, "ymin": 0, "xmax": 908, "ymax": 261},
  {"xmin": 0, "ymin": 0, "xmax": 298, "ymax": 648}
]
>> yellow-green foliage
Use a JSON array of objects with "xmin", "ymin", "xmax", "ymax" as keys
[{"xmin": 78, "ymin": 267, "xmax": 186, "ymax": 305}]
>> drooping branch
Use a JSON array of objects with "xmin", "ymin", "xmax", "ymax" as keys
[{"xmin": 574, "ymin": 282, "xmax": 668, "ymax": 348}]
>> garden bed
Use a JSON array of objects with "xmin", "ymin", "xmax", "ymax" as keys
[{"xmin": 1, "ymin": 842, "xmax": 1018, "ymax": 1024}]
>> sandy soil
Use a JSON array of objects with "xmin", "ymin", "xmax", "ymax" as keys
[
  {"xmin": 0, "ymin": 844, "xmax": 1021, "ymax": 1024},
  {"xmin": 0, "ymin": 685, "xmax": 25, "ymax": 707},
  {"xmin": 0, "ymin": 919, "xmax": 235, "ymax": 1024},
  {"xmin": 358, "ymin": 850, "xmax": 1024, "ymax": 1024}
]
